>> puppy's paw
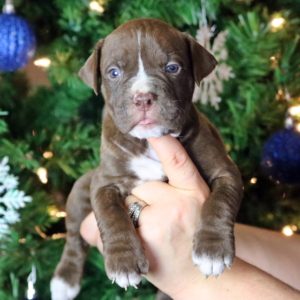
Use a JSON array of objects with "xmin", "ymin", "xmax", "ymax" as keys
[
  {"xmin": 192, "ymin": 252, "xmax": 232, "ymax": 277},
  {"xmin": 108, "ymin": 271, "xmax": 142, "ymax": 289},
  {"xmin": 50, "ymin": 277, "xmax": 80, "ymax": 300},
  {"xmin": 105, "ymin": 248, "xmax": 149, "ymax": 289},
  {"xmin": 192, "ymin": 230, "xmax": 234, "ymax": 277}
]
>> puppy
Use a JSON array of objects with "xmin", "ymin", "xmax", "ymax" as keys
[{"xmin": 51, "ymin": 18, "xmax": 243, "ymax": 300}]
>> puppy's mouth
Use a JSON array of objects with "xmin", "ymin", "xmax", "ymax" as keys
[
  {"xmin": 136, "ymin": 118, "xmax": 157, "ymax": 126},
  {"xmin": 128, "ymin": 116, "xmax": 180, "ymax": 139}
]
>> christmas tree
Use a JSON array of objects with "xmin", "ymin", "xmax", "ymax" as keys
[{"xmin": 0, "ymin": 0, "xmax": 299, "ymax": 298}]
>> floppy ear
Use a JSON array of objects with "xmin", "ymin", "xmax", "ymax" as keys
[
  {"xmin": 185, "ymin": 34, "xmax": 217, "ymax": 85},
  {"xmin": 78, "ymin": 39, "xmax": 104, "ymax": 95}
]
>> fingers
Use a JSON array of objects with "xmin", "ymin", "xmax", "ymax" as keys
[
  {"xmin": 132, "ymin": 181, "xmax": 178, "ymax": 205},
  {"xmin": 148, "ymin": 135, "xmax": 209, "ymax": 192}
]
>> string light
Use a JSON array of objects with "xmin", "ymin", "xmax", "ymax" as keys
[
  {"xmin": 286, "ymin": 101, "xmax": 300, "ymax": 131},
  {"xmin": 270, "ymin": 16, "xmax": 286, "ymax": 31},
  {"xmin": 281, "ymin": 225, "xmax": 297, "ymax": 237},
  {"xmin": 48, "ymin": 206, "xmax": 67, "ymax": 218},
  {"xmin": 284, "ymin": 116, "xmax": 294, "ymax": 129},
  {"xmin": 36, "ymin": 167, "xmax": 48, "ymax": 184},
  {"xmin": 35, "ymin": 226, "xmax": 48, "ymax": 239},
  {"xmin": 288, "ymin": 105, "xmax": 300, "ymax": 117},
  {"xmin": 89, "ymin": 1, "xmax": 104, "ymax": 13},
  {"xmin": 56, "ymin": 211, "xmax": 67, "ymax": 218},
  {"xmin": 34, "ymin": 57, "xmax": 51, "ymax": 68},
  {"xmin": 43, "ymin": 151, "xmax": 54, "ymax": 159},
  {"xmin": 269, "ymin": 55, "xmax": 278, "ymax": 68},
  {"xmin": 250, "ymin": 177, "xmax": 257, "ymax": 184},
  {"xmin": 51, "ymin": 233, "xmax": 66, "ymax": 240},
  {"xmin": 34, "ymin": 225, "xmax": 66, "ymax": 240},
  {"xmin": 276, "ymin": 88, "xmax": 285, "ymax": 101}
]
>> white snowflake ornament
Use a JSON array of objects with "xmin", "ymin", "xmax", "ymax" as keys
[
  {"xmin": 0, "ymin": 157, "xmax": 32, "ymax": 238},
  {"xmin": 193, "ymin": 25, "xmax": 234, "ymax": 109}
]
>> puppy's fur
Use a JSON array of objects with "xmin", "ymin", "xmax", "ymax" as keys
[{"xmin": 51, "ymin": 19, "xmax": 243, "ymax": 299}]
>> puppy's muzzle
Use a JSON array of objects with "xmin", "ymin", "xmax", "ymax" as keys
[{"xmin": 133, "ymin": 92, "xmax": 157, "ymax": 111}]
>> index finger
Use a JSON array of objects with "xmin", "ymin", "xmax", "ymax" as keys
[{"xmin": 148, "ymin": 135, "xmax": 208, "ymax": 192}]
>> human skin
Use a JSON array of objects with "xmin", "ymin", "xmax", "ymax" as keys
[{"xmin": 80, "ymin": 135, "xmax": 300, "ymax": 299}]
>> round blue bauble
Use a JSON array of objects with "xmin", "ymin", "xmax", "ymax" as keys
[
  {"xmin": 261, "ymin": 128, "xmax": 300, "ymax": 184},
  {"xmin": 0, "ymin": 13, "xmax": 36, "ymax": 72}
]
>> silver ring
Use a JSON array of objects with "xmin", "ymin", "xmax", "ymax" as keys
[{"xmin": 128, "ymin": 202, "xmax": 148, "ymax": 228}]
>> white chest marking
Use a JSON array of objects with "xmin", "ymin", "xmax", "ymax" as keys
[
  {"xmin": 129, "ymin": 146, "xmax": 165, "ymax": 181},
  {"xmin": 130, "ymin": 31, "xmax": 151, "ymax": 94}
]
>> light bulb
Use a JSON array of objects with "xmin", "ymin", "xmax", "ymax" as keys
[
  {"xmin": 288, "ymin": 105, "xmax": 300, "ymax": 117},
  {"xmin": 270, "ymin": 16, "xmax": 285, "ymax": 31},
  {"xmin": 36, "ymin": 167, "xmax": 48, "ymax": 184},
  {"xmin": 43, "ymin": 151, "xmax": 54, "ymax": 159},
  {"xmin": 89, "ymin": 1, "xmax": 104, "ymax": 13},
  {"xmin": 281, "ymin": 225, "xmax": 295, "ymax": 237},
  {"xmin": 34, "ymin": 57, "xmax": 51, "ymax": 68}
]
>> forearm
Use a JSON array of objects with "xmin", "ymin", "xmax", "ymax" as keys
[
  {"xmin": 164, "ymin": 258, "xmax": 299, "ymax": 300},
  {"xmin": 235, "ymin": 223, "xmax": 300, "ymax": 290}
]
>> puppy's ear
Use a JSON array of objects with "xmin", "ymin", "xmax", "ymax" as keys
[
  {"xmin": 185, "ymin": 34, "xmax": 217, "ymax": 85},
  {"xmin": 78, "ymin": 39, "xmax": 104, "ymax": 95}
]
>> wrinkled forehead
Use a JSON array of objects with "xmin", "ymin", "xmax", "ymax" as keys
[{"xmin": 101, "ymin": 21, "xmax": 188, "ymax": 68}]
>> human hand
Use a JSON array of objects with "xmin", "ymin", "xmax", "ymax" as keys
[
  {"xmin": 81, "ymin": 135, "xmax": 210, "ymax": 296},
  {"xmin": 130, "ymin": 135, "xmax": 209, "ymax": 295}
]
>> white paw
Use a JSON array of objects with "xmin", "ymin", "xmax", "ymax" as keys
[
  {"xmin": 192, "ymin": 252, "xmax": 232, "ymax": 277},
  {"xmin": 50, "ymin": 277, "xmax": 80, "ymax": 300},
  {"xmin": 108, "ymin": 272, "xmax": 142, "ymax": 289}
]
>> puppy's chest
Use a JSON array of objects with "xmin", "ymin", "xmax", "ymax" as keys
[{"xmin": 128, "ymin": 147, "xmax": 165, "ymax": 182}]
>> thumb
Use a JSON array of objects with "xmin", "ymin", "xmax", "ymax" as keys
[{"xmin": 147, "ymin": 135, "xmax": 208, "ymax": 191}]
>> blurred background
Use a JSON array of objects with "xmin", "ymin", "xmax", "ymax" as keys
[{"xmin": 0, "ymin": 0, "xmax": 299, "ymax": 299}]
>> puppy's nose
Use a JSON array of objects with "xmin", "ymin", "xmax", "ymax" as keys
[{"xmin": 133, "ymin": 92, "xmax": 157, "ymax": 111}]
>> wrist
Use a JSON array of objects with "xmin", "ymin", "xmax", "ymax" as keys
[{"xmin": 163, "ymin": 265, "xmax": 203, "ymax": 299}]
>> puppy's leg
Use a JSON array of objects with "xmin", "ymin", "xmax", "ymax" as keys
[
  {"xmin": 91, "ymin": 184, "xmax": 149, "ymax": 289},
  {"xmin": 51, "ymin": 171, "xmax": 94, "ymax": 300},
  {"xmin": 192, "ymin": 172, "xmax": 243, "ymax": 277}
]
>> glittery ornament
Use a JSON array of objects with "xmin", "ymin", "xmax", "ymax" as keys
[
  {"xmin": 261, "ymin": 129, "xmax": 300, "ymax": 184},
  {"xmin": 0, "ymin": 1, "xmax": 36, "ymax": 72}
]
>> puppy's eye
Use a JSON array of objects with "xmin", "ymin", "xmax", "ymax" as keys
[
  {"xmin": 165, "ymin": 63, "xmax": 181, "ymax": 74},
  {"xmin": 108, "ymin": 67, "xmax": 121, "ymax": 79}
]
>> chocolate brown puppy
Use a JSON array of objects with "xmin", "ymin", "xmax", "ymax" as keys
[{"xmin": 51, "ymin": 18, "xmax": 243, "ymax": 300}]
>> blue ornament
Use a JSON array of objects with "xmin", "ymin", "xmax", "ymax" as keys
[
  {"xmin": 0, "ymin": 7, "xmax": 36, "ymax": 72},
  {"xmin": 261, "ymin": 128, "xmax": 300, "ymax": 184}
]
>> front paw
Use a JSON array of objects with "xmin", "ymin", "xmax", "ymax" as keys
[
  {"xmin": 192, "ymin": 230, "xmax": 234, "ymax": 277},
  {"xmin": 105, "ymin": 244, "xmax": 149, "ymax": 289}
]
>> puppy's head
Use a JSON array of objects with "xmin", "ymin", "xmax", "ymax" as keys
[{"xmin": 79, "ymin": 19, "xmax": 217, "ymax": 139}]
